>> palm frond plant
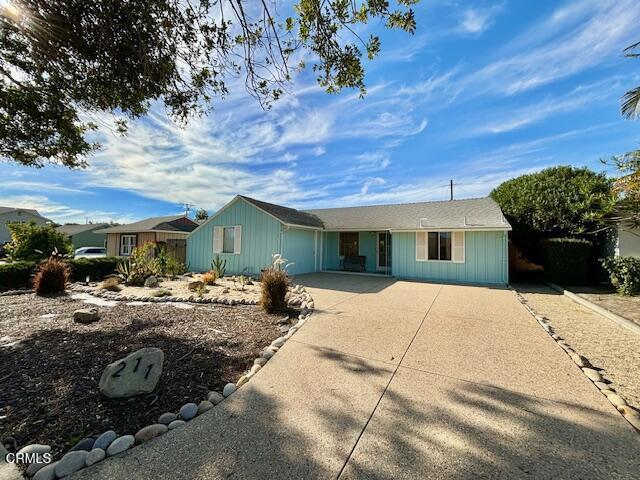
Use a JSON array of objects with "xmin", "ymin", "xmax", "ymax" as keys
[{"xmin": 622, "ymin": 41, "xmax": 640, "ymax": 119}]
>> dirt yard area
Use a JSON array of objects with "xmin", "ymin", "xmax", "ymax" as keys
[
  {"xmin": 0, "ymin": 293, "xmax": 295, "ymax": 456},
  {"xmin": 515, "ymin": 283, "xmax": 640, "ymax": 412},
  {"xmin": 567, "ymin": 286, "xmax": 640, "ymax": 326}
]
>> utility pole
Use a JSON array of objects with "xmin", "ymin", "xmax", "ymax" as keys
[
  {"xmin": 450, "ymin": 179, "xmax": 453, "ymax": 200},
  {"xmin": 182, "ymin": 203, "xmax": 192, "ymax": 217}
]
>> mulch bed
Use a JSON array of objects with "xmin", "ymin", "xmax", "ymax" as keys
[{"xmin": 0, "ymin": 293, "xmax": 296, "ymax": 457}]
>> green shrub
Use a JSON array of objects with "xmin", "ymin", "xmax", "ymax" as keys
[
  {"xmin": 67, "ymin": 257, "xmax": 120, "ymax": 281},
  {"xmin": 116, "ymin": 242, "xmax": 155, "ymax": 285},
  {"xmin": 540, "ymin": 238, "xmax": 593, "ymax": 286},
  {"xmin": 0, "ymin": 261, "xmax": 37, "ymax": 290},
  {"xmin": 33, "ymin": 257, "xmax": 70, "ymax": 295},
  {"xmin": 5, "ymin": 222, "xmax": 73, "ymax": 261},
  {"xmin": 601, "ymin": 257, "xmax": 640, "ymax": 296}
]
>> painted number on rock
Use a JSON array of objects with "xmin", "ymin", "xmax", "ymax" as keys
[{"xmin": 111, "ymin": 358, "xmax": 153, "ymax": 379}]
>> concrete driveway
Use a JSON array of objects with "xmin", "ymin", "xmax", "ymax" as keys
[{"xmin": 76, "ymin": 273, "xmax": 640, "ymax": 480}]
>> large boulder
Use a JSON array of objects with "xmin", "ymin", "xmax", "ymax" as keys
[
  {"xmin": 188, "ymin": 280, "xmax": 204, "ymax": 291},
  {"xmin": 99, "ymin": 348, "xmax": 164, "ymax": 398},
  {"xmin": 144, "ymin": 276, "xmax": 159, "ymax": 288}
]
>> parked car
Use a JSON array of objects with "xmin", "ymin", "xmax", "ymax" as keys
[{"xmin": 74, "ymin": 246, "xmax": 107, "ymax": 259}]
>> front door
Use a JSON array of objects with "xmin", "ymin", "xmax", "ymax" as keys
[{"xmin": 376, "ymin": 232, "xmax": 391, "ymax": 272}]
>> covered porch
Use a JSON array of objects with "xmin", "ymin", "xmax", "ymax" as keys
[{"xmin": 320, "ymin": 230, "xmax": 392, "ymax": 276}]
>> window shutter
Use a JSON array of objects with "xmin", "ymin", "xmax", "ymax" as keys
[
  {"xmin": 213, "ymin": 226, "xmax": 223, "ymax": 253},
  {"xmin": 452, "ymin": 231, "xmax": 465, "ymax": 263},
  {"xmin": 416, "ymin": 232, "xmax": 426, "ymax": 261},
  {"xmin": 234, "ymin": 225, "xmax": 242, "ymax": 254}
]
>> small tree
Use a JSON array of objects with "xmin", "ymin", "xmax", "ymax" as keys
[
  {"xmin": 194, "ymin": 208, "xmax": 209, "ymax": 222},
  {"xmin": 5, "ymin": 222, "xmax": 73, "ymax": 261}
]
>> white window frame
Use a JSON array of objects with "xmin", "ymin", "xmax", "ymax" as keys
[
  {"xmin": 213, "ymin": 225, "xmax": 242, "ymax": 255},
  {"xmin": 120, "ymin": 234, "xmax": 136, "ymax": 256},
  {"xmin": 415, "ymin": 231, "xmax": 465, "ymax": 263}
]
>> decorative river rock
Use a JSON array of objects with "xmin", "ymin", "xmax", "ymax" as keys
[{"xmin": 99, "ymin": 348, "xmax": 164, "ymax": 398}]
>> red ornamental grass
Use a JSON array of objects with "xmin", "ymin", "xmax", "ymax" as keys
[{"xmin": 33, "ymin": 257, "xmax": 71, "ymax": 295}]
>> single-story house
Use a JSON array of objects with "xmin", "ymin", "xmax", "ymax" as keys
[
  {"xmin": 57, "ymin": 223, "xmax": 109, "ymax": 249},
  {"xmin": 187, "ymin": 195, "xmax": 512, "ymax": 285},
  {"xmin": 606, "ymin": 227, "xmax": 640, "ymax": 258},
  {"xmin": 97, "ymin": 215, "xmax": 198, "ymax": 261},
  {"xmin": 0, "ymin": 206, "xmax": 51, "ymax": 244}
]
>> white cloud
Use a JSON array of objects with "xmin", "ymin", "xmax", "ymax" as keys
[
  {"xmin": 458, "ymin": 4, "xmax": 503, "ymax": 34},
  {"xmin": 0, "ymin": 194, "xmax": 136, "ymax": 224},
  {"xmin": 469, "ymin": 78, "xmax": 619, "ymax": 135},
  {"xmin": 456, "ymin": 0, "xmax": 640, "ymax": 97},
  {"xmin": 349, "ymin": 152, "xmax": 391, "ymax": 173}
]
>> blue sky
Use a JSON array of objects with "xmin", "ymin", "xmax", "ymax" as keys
[{"xmin": 1, "ymin": 0, "xmax": 639, "ymax": 224}]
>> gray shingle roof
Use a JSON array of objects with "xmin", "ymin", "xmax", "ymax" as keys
[
  {"xmin": 57, "ymin": 223, "xmax": 109, "ymax": 236},
  {"xmin": 0, "ymin": 206, "xmax": 44, "ymax": 217},
  {"xmin": 306, "ymin": 197, "xmax": 511, "ymax": 230},
  {"xmin": 95, "ymin": 215, "xmax": 197, "ymax": 234},
  {"xmin": 240, "ymin": 196, "xmax": 324, "ymax": 229}
]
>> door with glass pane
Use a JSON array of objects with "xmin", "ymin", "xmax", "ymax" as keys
[{"xmin": 377, "ymin": 232, "xmax": 391, "ymax": 271}]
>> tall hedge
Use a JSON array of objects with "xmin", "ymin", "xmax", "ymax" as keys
[
  {"xmin": 540, "ymin": 238, "xmax": 593, "ymax": 286},
  {"xmin": 0, "ymin": 261, "xmax": 37, "ymax": 290},
  {"xmin": 0, "ymin": 257, "xmax": 120, "ymax": 291}
]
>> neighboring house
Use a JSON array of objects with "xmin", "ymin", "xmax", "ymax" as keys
[
  {"xmin": 608, "ymin": 227, "xmax": 640, "ymax": 258},
  {"xmin": 96, "ymin": 215, "xmax": 198, "ymax": 261},
  {"xmin": 187, "ymin": 195, "xmax": 512, "ymax": 284},
  {"xmin": 57, "ymin": 223, "xmax": 109, "ymax": 249},
  {"xmin": 0, "ymin": 206, "xmax": 50, "ymax": 244}
]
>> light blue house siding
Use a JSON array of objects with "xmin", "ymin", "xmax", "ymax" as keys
[
  {"xmin": 282, "ymin": 228, "xmax": 317, "ymax": 275},
  {"xmin": 322, "ymin": 231, "xmax": 378, "ymax": 272},
  {"xmin": 392, "ymin": 231, "xmax": 508, "ymax": 284},
  {"xmin": 187, "ymin": 198, "xmax": 282, "ymax": 275}
]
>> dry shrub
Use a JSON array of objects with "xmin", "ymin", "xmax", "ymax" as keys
[
  {"xmin": 201, "ymin": 271, "xmax": 218, "ymax": 285},
  {"xmin": 33, "ymin": 257, "xmax": 70, "ymax": 295},
  {"xmin": 100, "ymin": 277, "xmax": 122, "ymax": 292},
  {"xmin": 151, "ymin": 289, "xmax": 172, "ymax": 297},
  {"xmin": 260, "ymin": 268, "xmax": 288, "ymax": 313}
]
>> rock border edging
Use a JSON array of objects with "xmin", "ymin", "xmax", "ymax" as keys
[
  {"xmin": 18, "ymin": 283, "xmax": 315, "ymax": 479},
  {"xmin": 510, "ymin": 288, "xmax": 640, "ymax": 434}
]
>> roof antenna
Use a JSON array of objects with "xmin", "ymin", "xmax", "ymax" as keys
[
  {"xmin": 450, "ymin": 179, "xmax": 453, "ymax": 201},
  {"xmin": 182, "ymin": 203, "xmax": 192, "ymax": 217}
]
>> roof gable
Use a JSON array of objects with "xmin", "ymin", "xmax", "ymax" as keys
[{"xmin": 96, "ymin": 215, "xmax": 198, "ymax": 234}]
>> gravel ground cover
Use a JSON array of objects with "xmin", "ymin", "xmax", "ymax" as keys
[
  {"xmin": 87, "ymin": 274, "xmax": 261, "ymax": 303},
  {"xmin": 515, "ymin": 283, "xmax": 640, "ymax": 412},
  {"xmin": 0, "ymin": 293, "xmax": 294, "ymax": 457}
]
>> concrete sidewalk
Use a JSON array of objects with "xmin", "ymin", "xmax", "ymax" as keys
[{"xmin": 75, "ymin": 274, "xmax": 640, "ymax": 479}]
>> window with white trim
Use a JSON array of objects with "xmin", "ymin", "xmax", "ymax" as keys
[
  {"xmin": 213, "ymin": 225, "xmax": 242, "ymax": 254},
  {"xmin": 120, "ymin": 234, "xmax": 136, "ymax": 256},
  {"xmin": 416, "ymin": 231, "xmax": 464, "ymax": 263}
]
